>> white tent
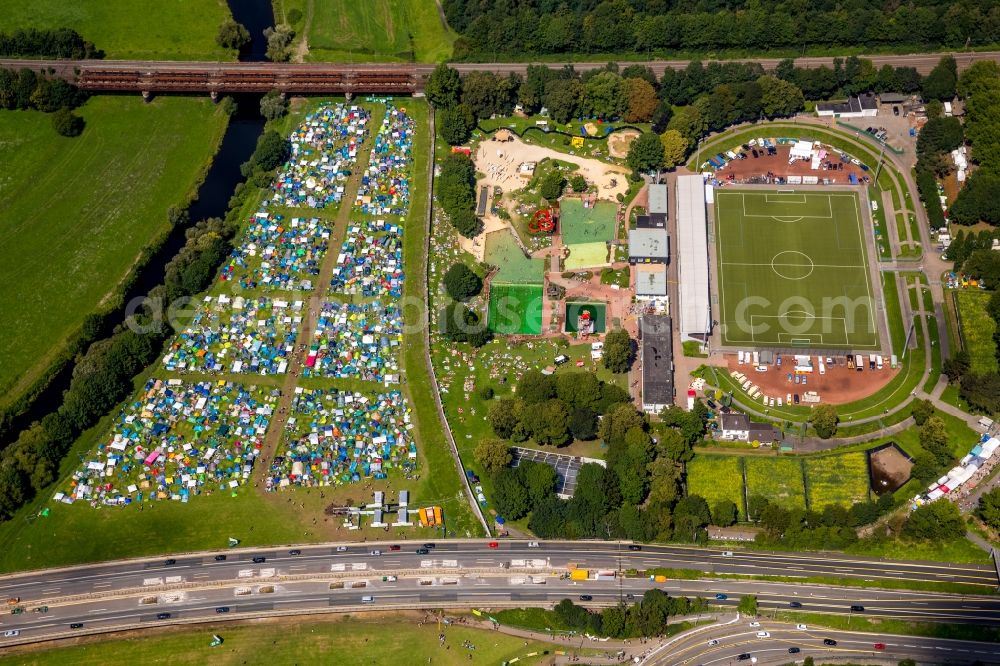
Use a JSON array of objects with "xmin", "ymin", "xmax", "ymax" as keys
[{"xmin": 790, "ymin": 140, "xmax": 813, "ymax": 160}]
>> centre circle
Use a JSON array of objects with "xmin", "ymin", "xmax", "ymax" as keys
[{"xmin": 771, "ymin": 250, "xmax": 815, "ymax": 280}]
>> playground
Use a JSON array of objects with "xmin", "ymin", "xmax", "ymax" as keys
[
  {"xmin": 488, "ymin": 283, "xmax": 544, "ymax": 335},
  {"xmin": 564, "ymin": 301, "xmax": 607, "ymax": 334}
]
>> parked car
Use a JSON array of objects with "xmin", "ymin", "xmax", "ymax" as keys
[{"xmin": 893, "ymin": 106, "xmax": 900, "ymax": 116}]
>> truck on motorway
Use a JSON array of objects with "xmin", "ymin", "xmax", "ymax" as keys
[{"xmin": 569, "ymin": 569, "xmax": 589, "ymax": 581}]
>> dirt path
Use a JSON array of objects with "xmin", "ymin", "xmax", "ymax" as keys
[
  {"xmin": 253, "ymin": 120, "xmax": 376, "ymax": 486},
  {"xmin": 291, "ymin": 0, "xmax": 314, "ymax": 63}
]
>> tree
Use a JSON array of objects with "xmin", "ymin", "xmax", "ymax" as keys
[
  {"xmin": 487, "ymin": 398, "xmax": 523, "ymax": 439},
  {"xmin": 922, "ymin": 56, "xmax": 958, "ymax": 101},
  {"xmin": 624, "ymin": 77, "xmax": 658, "ymax": 122},
  {"xmin": 461, "ymin": 71, "xmax": 516, "ymax": 120},
  {"xmin": 518, "ymin": 370, "xmax": 555, "ymax": 404},
  {"xmin": 976, "ymin": 487, "xmax": 1000, "ymax": 531},
  {"xmin": 599, "ymin": 403, "xmax": 645, "ymax": 445},
  {"xmin": 522, "ymin": 399, "xmax": 571, "ymax": 446},
  {"xmin": 659, "ymin": 129, "xmax": 688, "ymax": 170},
  {"xmin": 439, "ymin": 104, "xmax": 475, "ymax": 146},
  {"xmin": 543, "ymin": 78, "xmax": 583, "ymax": 124},
  {"xmin": 737, "ymin": 594, "xmax": 758, "ymax": 616},
  {"xmin": 626, "ymin": 132, "xmax": 664, "ymax": 174},
  {"xmin": 925, "ymin": 99, "xmax": 944, "ymax": 119},
  {"xmin": 263, "ymin": 24, "xmax": 295, "ymax": 62},
  {"xmin": 943, "ymin": 349, "xmax": 971, "ymax": 381},
  {"xmin": 259, "ymin": 90, "xmax": 288, "ymax": 121},
  {"xmin": 51, "ymin": 108, "xmax": 83, "ymax": 137},
  {"xmin": 919, "ymin": 415, "xmax": 953, "ymax": 466},
  {"xmin": 519, "ymin": 460, "xmax": 558, "ymax": 503},
  {"xmin": 711, "ymin": 500, "xmax": 738, "ymax": 527},
  {"xmin": 216, "ymin": 19, "xmax": 250, "ymax": 50},
  {"xmin": 568, "ymin": 407, "xmax": 598, "ymax": 440},
  {"xmin": 492, "ymin": 468, "xmax": 530, "ymax": 519},
  {"xmin": 666, "ymin": 104, "xmax": 705, "ymax": 146},
  {"xmin": 425, "ymin": 63, "xmax": 461, "ymax": 108},
  {"xmin": 603, "ymin": 328, "xmax": 635, "ymax": 374},
  {"xmin": 474, "ymin": 438, "xmax": 511, "ymax": 476},
  {"xmin": 539, "ymin": 168, "xmax": 565, "ymax": 201},
  {"xmin": 809, "ymin": 404, "xmax": 838, "ymax": 439},
  {"xmin": 911, "ymin": 399, "xmax": 935, "ymax": 426},
  {"xmin": 903, "ymin": 499, "xmax": 964, "ymax": 540},
  {"xmin": 758, "ymin": 75, "xmax": 804, "ymax": 118},
  {"xmin": 583, "ymin": 71, "xmax": 626, "ymax": 119},
  {"xmin": 570, "ymin": 174, "xmax": 587, "ymax": 192},
  {"xmin": 442, "ymin": 263, "xmax": 482, "ymax": 301}
]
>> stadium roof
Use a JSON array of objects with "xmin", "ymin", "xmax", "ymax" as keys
[
  {"xmin": 676, "ymin": 175, "xmax": 711, "ymax": 339},
  {"xmin": 648, "ymin": 183, "xmax": 669, "ymax": 215},
  {"xmin": 641, "ymin": 315, "xmax": 673, "ymax": 412}
]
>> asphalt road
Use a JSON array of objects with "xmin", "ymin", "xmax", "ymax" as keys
[
  {"xmin": 643, "ymin": 618, "xmax": 1000, "ymax": 665},
  {"xmin": 0, "ymin": 541, "xmax": 997, "ymax": 648}
]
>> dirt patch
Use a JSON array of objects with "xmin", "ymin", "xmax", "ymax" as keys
[
  {"xmin": 725, "ymin": 354, "xmax": 898, "ymax": 405},
  {"xmin": 583, "ymin": 122, "xmax": 600, "ymax": 137},
  {"xmin": 712, "ymin": 145, "xmax": 869, "ymax": 185},
  {"xmin": 608, "ymin": 129, "xmax": 641, "ymax": 159},
  {"xmin": 870, "ymin": 443, "xmax": 913, "ymax": 493}
]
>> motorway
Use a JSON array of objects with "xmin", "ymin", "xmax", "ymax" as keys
[{"xmin": 0, "ymin": 541, "xmax": 997, "ymax": 649}]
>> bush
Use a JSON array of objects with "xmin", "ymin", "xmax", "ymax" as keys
[
  {"xmin": 259, "ymin": 90, "xmax": 288, "ymax": 120},
  {"xmin": 286, "ymin": 8, "xmax": 304, "ymax": 25},
  {"xmin": 539, "ymin": 168, "xmax": 565, "ymax": 201},
  {"xmin": 216, "ymin": 19, "xmax": 251, "ymax": 50},
  {"xmin": 570, "ymin": 174, "xmax": 587, "ymax": 192},
  {"xmin": 0, "ymin": 28, "xmax": 101, "ymax": 59},
  {"xmin": 51, "ymin": 108, "xmax": 83, "ymax": 137}
]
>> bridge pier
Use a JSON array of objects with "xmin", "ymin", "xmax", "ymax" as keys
[
  {"xmin": 345, "ymin": 91, "xmax": 353, "ymax": 101},
  {"xmin": 210, "ymin": 90, "xmax": 219, "ymax": 103},
  {"xmin": 141, "ymin": 90, "xmax": 152, "ymax": 102}
]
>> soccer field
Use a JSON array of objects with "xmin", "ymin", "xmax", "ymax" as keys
[{"xmin": 714, "ymin": 190, "xmax": 880, "ymax": 350}]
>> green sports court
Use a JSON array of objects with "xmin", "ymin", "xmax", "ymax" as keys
[
  {"xmin": 561, "ymin": 199, "xmax": 616, "ymax": 269},
  {"xmin": 488, "ymin": 284, "xmax": 544, "ymax": 335},
  {"xmin": 714, "ymin": 189, "xmax": 880, "ymax": 349}
]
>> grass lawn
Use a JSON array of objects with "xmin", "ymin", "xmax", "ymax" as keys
[
  {"xmin": 303, "ymin": 0, "xmax": 456, "ymax": 62},
  {"xmin": 0, "ymin": 0, "xmax": 234, "ymax": 60},
  {"xmin": 0, "ymin": 97, "xmax": 228, "ymax": 410},
  {"xmin": 744, "ymin": 457, "xmax": 806, "ymax": 510},
  {"xmin": 686, "ymin": 456, "xmax": 745, "ymax": 519},
  {"xmin": 803, "ymin": 451, "xmax": 871, "ymax": 510},
  {"xmin": 714, "ymin": 189, "xmax": 878, "ymax": 350},
  {"xmin": 0, "ymin": 617, "xmax": 558, "ymax": 665},
  {"xmin": 770, "ymin": 611, "xmax": 1000, "ymax": 643},
  {"xmin": 955, "ymin": 290, "xmax": 998, "ymax": 374}
]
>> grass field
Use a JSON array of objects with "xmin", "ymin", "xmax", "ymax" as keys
[
  {"xmin": 686, "ymin": 456, "xmax": 745, "ymax": 519},
  {"xmin": 0, "ymin": 0, "xmax": 234, "ymax": 60},
  {"xmin": 484, "ymin": 229, "xmax": 545, "ymax": 284},
  {"xmin": 0, "ymin": 617, "xmax": 556, "ymax": 666},
  {"xmin": 488, "ymin": 284, "xmax": 543, "ymax": 335},
  {"xmin": 0, "ymin": 97, "xmax": 228, "ymax": 409},
  {"xmin": 955, "ymin": 290, "xmax": 998, "ymax": 374},
  {"xmin": 714, "ymin": 189, "xmax": 879, "ymax": 350},
  {"xmin": 560, "ymin": 199, "xmax": 617, "ymax": 245},
  {"xmin": 804, "ymin": 451, "xmax": 871, "ymax": 510},
  {"xmin": 301, "ymin": 0, "xmax": 456, "ymax": 62},
  {"xmin": 744, "ymin": 457, "xmax": 806, "ymax": 510}
]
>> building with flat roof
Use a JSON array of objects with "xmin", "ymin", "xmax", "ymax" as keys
[
  {"xmin": 635, "ymin": 263, "xmax": 667, "ymax": 299},
  {"xmin": 628, "ymin": 228, "xmax": 669, "ymax": 264},
  {"xmin": 635, "ymin": 213, "xmax": 666, "ymax": 229},
  {"xmin": 640, "ymin": 315, "xmax": 673, "ymax": 414},
  {"xmin": 816, "ymin": 93, "xmax": 878, "ymax": 118},
  {"xmin": 675, "ymin": 175, "xmax": 711, "ymax": 341},
  {"xmin": 648, "ymin": 183, "xmax": 668, "ymax": 215}
]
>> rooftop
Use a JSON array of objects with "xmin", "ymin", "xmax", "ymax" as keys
[
  {"xmin": 641, "ymin": 315, "xmax": 673, "ymax": 407},
  {"xmin": 635, "ymin": 263, "xmax": 667, "ymax": 296},
  {"xmin": 648, "ymin": 183, "xmax": 669, "ymax": 215},
  {"xmin": 629, "ymin": 228, "xmax": 669, "ymax": 259}
]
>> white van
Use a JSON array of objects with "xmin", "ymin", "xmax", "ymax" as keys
[
  {"xmin": 361, "ymin": 595, "xmax": 375, "ymax": 604},
  {"xmin": 818, "ymin": 361, "xmax": 826, "ymax": 375},
  {"xmin": 855, "ymin": 354, "xmax": 864, "ymax": 371},
  {"xmin": 876, "ymin": 355, "xmax": 884, "ymax": 370}
]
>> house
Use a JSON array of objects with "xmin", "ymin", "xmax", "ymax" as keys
[
  {"xmin": 635, "ymin": 263, "xmax": 667, "ymax": 299},
  {"xmin": 719, "ymin": 413, "xmax": 782, "ymax": 443},
  {"xmin": 816, "ymin": 93, "xmax": 878, "ymax": 118},
  {"xmin": 628, "ymin": 228, "xmax": 669, "ymax": 264}
]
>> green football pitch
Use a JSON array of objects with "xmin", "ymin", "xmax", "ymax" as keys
[
  {"xmin": 714, "ymin": 190, "xmax": 880, "ymax": 350},
  {"xmin": 488, "ymin": 284, "xmax": 543, "ymax": 335}
]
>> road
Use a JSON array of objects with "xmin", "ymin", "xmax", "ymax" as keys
[
  {"xmin": 0, "ymin": 541, "xmax": 997, "ymax": 647},
  {"xmin": 643, "ymin": 618, "xmax": 1000, "ymax": 665}
]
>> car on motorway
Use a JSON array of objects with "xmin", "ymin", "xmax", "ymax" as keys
[
  {"xmin": 416, "ymin": 548, "xmax": 429, "ymax": 555},
  {"xmin": 755, "ymin": 631, "xmax": 770, "ymax": 639},
  {"xmin": 527, "ymin": 541, "xmax": 539, "ymax": 548},
  {"xmin": 336, "ymin": 546, "xmax": 348, "ymax": 552},
  {"xmin": 579, "ymin": 595, "xmax": 593, "ymax": 601},
  {"xmin": 10, "ymin": 607, "xmax": 23, "ymax": 615},
  {"xmin": 216, "ymin": 607, "xmax": 230, "ymax": 614},
  {"xmin": 823, "ymin": 638, "xmax": 837, "ymax": 646},
  {"xmin": 714, "ymin": 593, "xmax": 728, "ymax": 600},
  {"xmin": 874, "ymin": 643, "xmax": 886, "ymax": 650},
  {"xmin": 850, "ymin": 605, "xmax": 865, "ymax": 612},
  {"xmin": 789, "ymin": 601, "xmax": 802, "ymax": 608},
  {"xmin": 707, "ymin": 639, "xmax": 719, "ymax": 646},
  {"xmin": 164, "ymin": 559, "xmax": 177, "ymax": 565},
  {"xmin": 748, "ymin": 621, "xmax": 760, "ymax": 628},
  {"xmin": 423, "ymin": 543, "xmax": 436, "ymax": 549},
  {"xmin": 736, "ymin": 654, "xmax": 752, "ymax": 662},
  {"xmin": 289, "ymin": 549, "xmax": 301, "ymax": 556},
  {"xmin": 3, "ymin": 630, "xmax": 19, "ymax": 638},
  {"xmin": 252, "ymin": 556, "xmax": 266, "ymax": 564},
  {"xmin": 788, "ymin": 647, "xmax": 800, "ymax": 654},
  {"xmin": 70, "ymin": 623, "xmax": 83, "ymax": 630},
  {"xmin": 625, "ymin": 594, "xmax": 635, "ymax": 601},
  {"xmin": 721, "ymin": 551, "xmax": 733, "ymax": 557},
  {"xmin": 156, "ymin": 613, "xmax": 171, "ymax": 620},
  {"xmin": 796, "ymin": 624, "xmax": 808, "ymax": 630},
  {"xmin": 370, "ymin": 550, "xmax": 382, "ymax": 556},
  {"xmin": 627, "ymin": 545, "xmax": 641, "ymax": 551},
  {"xmin": 214, "ymin": 554, "xmax": 227, "ymax": 561},
  {"xmin": 488, "ymin": 541, "xmax": 499, "ymax": 549},
  {"xmin": 389, "ymin": 545, "xmax": 401, "ymax": 551}
]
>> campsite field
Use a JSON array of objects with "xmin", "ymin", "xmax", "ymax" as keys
[
  {"xmin": 686, "ymin": 456, "xmax": 745, "ymax": 519},
  {"xmin": 300, "ymin": 0, "xmax": 456, "ymax": 62},
  {"xmin": 714, "ymin": 189, "xmax": 880, "ymax": 350},
  {"xmin": 955, "ymin": 290, "xmax": 998, "ymax": 375},
  {"xmin": 0, "ymin": 97, "xmax": 228, "ymax": 411},
  {"xmin": 744, "ymin": 457, "xmax": 807, "ymax": 510},
  {"xmin": 804, "ymin": 451, "xmax": 871, "ymax": 510},
  {"xmin": 0, "ymin": 0, "xmax": 233, "ymax": 60},
  {"xmin": 0, "ymin": 617, "xmax": 557, "ymax": 666}
]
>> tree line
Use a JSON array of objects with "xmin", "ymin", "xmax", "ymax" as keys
[
  {"xmin": 947, "ymin": 61, "xmax": 1000, "ymax": 227},
  {"xmin": 943, "ymin": 286, "xmax": 1000, "ymax": 414},
  {"xmin": 441, "ymin": 0, "xmax": 996, "ymax": 59},
  {"xmin": 0, "ymin": 68, "xmax": 88, "ymax": 136},
  {"xmin": 545, "ymin": 591, "xmax": 707, "ymax": 639},
  {"xmin": 0, "ymin": 28, "xmax": 101, "ymax": 59},
  {"xmin": 0, "ymin": 130, "xmax": 296, "ymax": 521}
]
